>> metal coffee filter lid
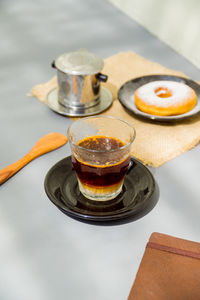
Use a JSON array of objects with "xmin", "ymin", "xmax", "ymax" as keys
[{"xmin": 54, "ymin": 49, "xmax": 104, "ymax": 75}]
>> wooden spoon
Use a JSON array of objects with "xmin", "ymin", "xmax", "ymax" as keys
[{"xmin": 0, "ymin": 132, "xmax": 68, "ymax": 185}]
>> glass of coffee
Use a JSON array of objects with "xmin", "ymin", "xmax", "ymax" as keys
[{"xmin": 67, "ymin": 116, "xmax": 136, "ymax": 201}]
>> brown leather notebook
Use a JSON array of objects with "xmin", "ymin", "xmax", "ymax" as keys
[{"xmin": 128, "ymin": 232, "xmax": 200, "ymax": 300}]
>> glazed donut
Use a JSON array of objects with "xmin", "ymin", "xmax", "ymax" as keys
[{"xmin": 134, "ymin": 80, "xmax": 197, "ymax": 116}]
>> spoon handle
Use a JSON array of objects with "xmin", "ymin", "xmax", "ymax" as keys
[
  {"xmin": 0, "ymin": 132, "xmax": 68, "ymax": 185},
  {"xmin": 0, "ymin": 154, "xmax": 33, "ymax": 185}
]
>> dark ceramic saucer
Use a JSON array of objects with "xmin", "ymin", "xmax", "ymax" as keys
[
  {"xmin": 118, "ymin": 75, "xmax": 200, "ymax": 122},
  {"xmin": 44, "ymin": 156, "xmax": 159, "ymax": 225}
]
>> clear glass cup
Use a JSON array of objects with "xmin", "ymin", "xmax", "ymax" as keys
[{"xmin": 67, "ymin": 116, "xmax": 136, "ymax": 201}]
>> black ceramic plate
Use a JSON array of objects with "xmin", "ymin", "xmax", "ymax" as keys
[
  {"xmin": 44, "ymin": 156, "xmax": 159, "ymax": 225},
  {"xmin": 118, "ymin": 75, "xmax": 200, "ymax": 122}
]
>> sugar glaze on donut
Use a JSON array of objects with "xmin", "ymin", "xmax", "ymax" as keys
[{"xmin": 134, "ymin": 80, "xmax": 197, "ymax": 116}]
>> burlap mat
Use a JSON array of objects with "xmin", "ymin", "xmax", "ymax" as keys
[{"xmin": 31, "ymin": 52, "xmax": 200, "ymax": 167}]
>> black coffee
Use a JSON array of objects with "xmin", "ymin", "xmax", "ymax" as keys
[{"xmin": 72, "ymin": 136, "xmax": 130, "ymax": 188}]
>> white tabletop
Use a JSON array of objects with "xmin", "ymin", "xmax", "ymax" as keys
[{"xmin": 1, "ymin": 1, "xmax": 200, "ymax": 300}]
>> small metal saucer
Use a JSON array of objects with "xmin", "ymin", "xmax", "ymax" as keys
[{"xmin": 46, "ymin": 87, "xmax": 113, "ymax": 117}]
